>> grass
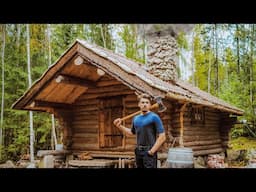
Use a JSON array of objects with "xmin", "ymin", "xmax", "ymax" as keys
[{"xmin": 228, "ymin": 136, "xmax": 256, "ymax": 151}]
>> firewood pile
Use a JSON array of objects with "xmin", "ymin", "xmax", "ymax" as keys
[{"xmin": 207, "ymin": 154, "xmax": 226, "ymax": 168}]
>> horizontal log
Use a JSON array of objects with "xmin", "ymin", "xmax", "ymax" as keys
[
  {"xmin": 73, "ymin": 127, "xmax": 98, "ymax": 133},
  {"xmin": 73, "ymin": 137, "xmax": 98, "ymax": 144},
  {"xmin": 72, "ymin": 121, "xmax": 98, "ymax": 126},
  {"xmin": 190, "ymin": 144, "xmax": 222, "ymax": 151},
  {"xmin": 30, "ymin": 100, "xmax": 72, "ymax": 109},
  {"xmin": 56, "ymin": 74, "xmax": 96, "ymax": 88},
  {"xmin": 205, "ymin": 114, "xmax": 220, "ymax": 119},
  {"xmin": 124, "ymin": 94, "xmax": 137, "ymax": 99},
  {"xmin": 72, "ymin": 133, "xmax": 97, "ymax": 138},
  {"xmin": 171, "ymin": 126, "xmax": 219, "ymax": 131},
  {"xmin": 183, "ymin": 135, "xmax": 221, "ymax": 142},
  {"xmin": 173, "ymin": 131, "xmax": 220, "ymax": 137},
  {"xmin": 125, "ymin": 102, "xmax": 139, "ymax": 108},
  {"xmin": 193, "ymin": 148, "xmax": 224, "ymax": 156},
  {"xmin": 74, "ymin": 111, "xmax": 98, "ymax": 116},
  {"xmin": 184, "ymin": 139, "xmax": 222, "ymax": 146},
  {"xmin": 73, "ymin": 116, "xmax": 98, "ymax": 121},
  {"xmin": 74, "ymin": 99, "xmax": 99, "ymax": 105},
  {"xmin": 71, "ymin": 144, "xmax": 128, "ymax": 151},
  {"xmin": 80, "ymin": 90, "xmax": 134, "ymax": 100},
  {"xmin": 96, "ymin": 80, "xmax": 122, "ymax": 87},
  {"xmin": 86, "ymin": 85, "xmax": 130, "ymax": 94},
  {"xmin": 71, "ymin": 143, "xmax": 99, "ymax": 150},
  {"xmin": 72, "ymin": 105, "xmax": 98, "ymax": 111}
]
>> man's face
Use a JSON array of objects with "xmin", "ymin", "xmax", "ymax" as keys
[{"xmin": 138, "ymin": 98, "xmax": 151, "ymax": 113}]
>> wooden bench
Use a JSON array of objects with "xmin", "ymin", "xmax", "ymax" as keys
[{"xmin": 68, "ymin": 159, "xmax": 117, "ymax": 168}]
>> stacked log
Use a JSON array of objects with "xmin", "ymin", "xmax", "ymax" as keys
[{"xmin": 169, "ymin": 107, "xmax": 224, "ymax": 156}]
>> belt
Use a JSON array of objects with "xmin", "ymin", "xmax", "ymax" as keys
[{"xmin": 137, "ymin": 145, "xmax": 151, "ymax": 150}]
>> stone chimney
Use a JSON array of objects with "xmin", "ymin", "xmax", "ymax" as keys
[
  {"xmin": 147, "ymin": 34, "xmax": 178, "ymax": 82},
  {"xmin": 138, "ymin": 24, "xmax": 194, "ymax": 82}
]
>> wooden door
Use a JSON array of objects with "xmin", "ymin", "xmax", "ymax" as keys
[{"xmin": 99, "ymin": 96, "xmax": 123, "ymax": 148}]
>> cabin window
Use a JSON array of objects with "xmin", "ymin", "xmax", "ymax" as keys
[
  {"xmin": 99, "ymin": 96, "xmax": 123, "ymax": 148},
  {"xmin": 191, "ymin": 107, "xmax": 205, "ymax": 124}
]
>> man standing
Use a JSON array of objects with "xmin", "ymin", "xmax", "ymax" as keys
[{"xmin": 113, "ymin": 93, "xmax": 166, "ymax": 168}]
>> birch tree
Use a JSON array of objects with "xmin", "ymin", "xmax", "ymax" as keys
[
  {"xmin": 0, "ymin": 24, "xmax": 6, "ymax": 160},
  {"xmin": 47, "ymin": 24, "xmax": 57, "ymax": 149},
  {"xmin": 26, "ymin": 24, "xmax": 34, "ymax": 162}
]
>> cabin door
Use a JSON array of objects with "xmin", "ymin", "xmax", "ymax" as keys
[{"xmin": 99, "ymin": 96, "xmax": 123, "ymax": 148}]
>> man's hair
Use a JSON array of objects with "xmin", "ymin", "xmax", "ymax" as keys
[{"xmin": 137, "ymin": 93, "xmax": 152, "ymax": 103}]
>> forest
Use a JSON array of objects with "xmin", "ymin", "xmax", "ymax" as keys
[{"xmin": 0, "ymin": 24, "xmax": 254, "ymax": 163}]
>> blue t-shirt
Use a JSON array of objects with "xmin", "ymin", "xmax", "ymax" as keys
[{"xmin": 131, "ymin": 111, "xmax": 164, "ymax": 146}]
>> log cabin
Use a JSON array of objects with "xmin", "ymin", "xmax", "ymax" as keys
[{"xmin": 12, "ymin": 39, "xmax": 244, "ymax": 168}]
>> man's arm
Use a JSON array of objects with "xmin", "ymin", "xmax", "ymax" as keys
[
  {"xmin": 148, "ymin": 132, "xmax": 166, "ymax": 155},
  {"xmin": 113, "ymin": 118, "xmax": 134, "ymax": 136}
]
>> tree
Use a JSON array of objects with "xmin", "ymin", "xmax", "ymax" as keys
[
  {"xmin": 0, "ymin": 24, "xmax": 6, "ymax": 160},
  {"xmin": 26, "ymin": 24, "xmax": 34, "ymax": 163}
]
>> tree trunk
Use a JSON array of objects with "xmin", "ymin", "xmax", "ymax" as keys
[
  {"xmin": 0, "ymin": 24, "xmax": 6, "ymax": 159},
  {"xmin": 214, "ymin": 24, "xmax": 219, "ymax": 96},
  {"xmin": 250, "ymin": 24, "xmax": 255, "ymax": 126},
  {"xmin": 47, "ymin": 24, "xmax": 58, "ymax": 149},
  {"xmin": 100, "ymin": 24, "xmax": 106, "ymax": 48},
  {"xmin": 26, "ymin": 24, "xmax": 34, "ymax": 162}
]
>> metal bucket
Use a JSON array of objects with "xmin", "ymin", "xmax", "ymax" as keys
[{"xmin": 167, "ymin": 147, "xmax": 194, "ymax": 168}]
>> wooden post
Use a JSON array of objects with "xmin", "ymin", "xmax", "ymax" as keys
[{"xmin": 179, "ymin": 102, "xmax": 188, "ymax": 147}]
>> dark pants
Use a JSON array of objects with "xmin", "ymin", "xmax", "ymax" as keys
[{"xmin": 135, "ymin": 147, "xmax": 157, "ymax": 168}]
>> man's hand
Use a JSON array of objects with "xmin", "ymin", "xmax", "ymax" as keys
[
  {"xmin": 148, "ymin": 150, "xmax": 154, "ymax": 156},
  {"xmin": 113, "ymin": 118, "xmax": 122, "ymax": 128}
]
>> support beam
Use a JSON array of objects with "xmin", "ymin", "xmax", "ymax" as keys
[
  {"xmin": 30, "ymin": 100, "xmax": 73, "ymax": 109},
  {"xmin": 97, "ymin": 68, "xmax": 105, "ymax": 76},
  {"xmin": 179, "ymin": 102, "xmax": 188, "ymax": 147},
  {"xmin": 55, "ymin": 74, "xmax": 96, "ymax": 88},
  {"xmin": 74, "ymin": 56, "xmax": 84, "ymax": 65}
]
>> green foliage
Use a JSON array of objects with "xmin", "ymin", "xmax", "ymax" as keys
[
  {"xmin": 229, "ymin": 136, "xmax": 256, "ymax": 151},
  {"xmin": 2, "ymin": 23, "xmax": 256, "ymax": 162},
  {"xmin": 118, "ymin": 25, "xmax": 145, "ymax": 64},
  {"xmin": 177, "ymin": 32, "xmax": 188, "ymax": 50}
]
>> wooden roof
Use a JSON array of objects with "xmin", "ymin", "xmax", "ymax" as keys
[{"xmin": 12, "ymin": 39, "xmax": 244, "ymax": 115}]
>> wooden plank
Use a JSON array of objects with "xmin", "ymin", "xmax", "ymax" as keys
[{"xmin": 68, "ymin": 160, "xmax": 115, "ymax": 167}]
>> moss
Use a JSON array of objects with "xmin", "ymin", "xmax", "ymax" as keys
[{"xmin": 229, "ymin": 137, "xmax": 256, "ymax": 151}]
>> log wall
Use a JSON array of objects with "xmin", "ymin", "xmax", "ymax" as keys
[
  {"xmin": 170, "ymin": 106, "xmax": 224, "ymax": 156},
  {"xmin": 57, "ymin": 74, "xmax": 236, "ymax": 157},
  {"xmin": 63, "ymin": 75, "xmax": 173, "ymax": 153}
]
